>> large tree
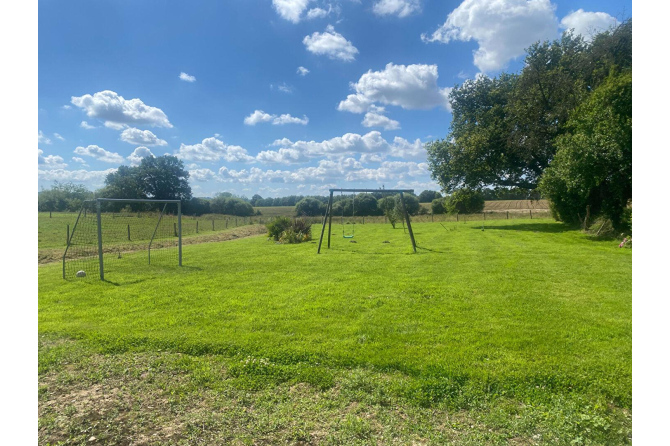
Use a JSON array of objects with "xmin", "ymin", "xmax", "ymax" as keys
[
  {"xmin": 539, "ymin": 72, "xmax": 632, "ymax": 230},
  {"xmin": 426, "ymin": 21, "xmax": 631, "ymax": 195},
  {"xmin": 101, "ymin": 155, "xmax": 192, "ymax": 202}
]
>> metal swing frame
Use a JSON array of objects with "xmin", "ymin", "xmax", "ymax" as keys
[{"xmin": 317, "ymin": 188, "xmax": 417, "ymax": 253}]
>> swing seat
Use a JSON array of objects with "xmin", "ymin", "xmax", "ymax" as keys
[{"xmin": 343, "ymin": 235, "xmax": 354, "ymax": 239}]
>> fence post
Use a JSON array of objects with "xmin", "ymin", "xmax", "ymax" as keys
[
  {"xmin": 212, "ymin": 219, "xmax": 214, "ymax": 231},
  {"xmin": 456, "ymin": 213, "xmax": 459, "ymax": 222},
  {"xmin": 235, "ymin": 218, "xmax": 238, "ymax": 227},
  {"xmin": 196, "ymin": 220, "xmax": 199, "ymax": 233},
  {"xmin": 530, "ymin": 210, "xmax": 533, "ymax": 219},
  {"xmin": 226, "ymin": 219, "xmax": 228, "ymax": 229},
  {"xmin": 128, "ymin": 224, "xmax": 131, "ymax": 241},
  {"xmin": 507, "ymin": 211, "xmax": 509, "ymax": 220},
  {"xmin": 66, "ymin": 224, "xmax": 69, "ymax": 245},
  {"xmin": 431, "ymin": 213, "xmax": 434, "ymax": 222},
  {"xmin": 50, "ymin": 211, "xmax": 52, "ymax": 218},
  {"xmin": 174, "ymin": 222, "xmax": 178, "ymax": 237},
  {"xmin": 483, "ymin": 212, "xmax": 486, "ymax": 221}
]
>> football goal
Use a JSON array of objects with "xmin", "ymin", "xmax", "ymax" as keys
[{"xmin": 62, "ymin": 198, "xmax": 182, "ymax": 280}]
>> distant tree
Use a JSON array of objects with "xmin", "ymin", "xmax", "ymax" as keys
[
  {"xmin": 378, "ymin": 196, "xmax": 400, "ymax": 228},
  {"xmin": 399, "ymin": 194, "xmax": 420, "ymax": 216},
  {"xmin": 539, "ymin": 72, "xmax": 632, "ymax": 231},
  {"xmin": 444, "ymin": 188, "xmax": 485, "ymax": 214},
  {"xmin": 353, "ymin": 193, "xmax": 379, "ymax": 216},
  {"xmin": 418, "ymin": 190, "xmax": 442, "ymax": 203},
  {"xmin": 250, "ymin": 194, "xmax": 263, "ymax": 206},
  {"xmin": 38, "ymin": 181, "xmax": 94, "ymax": 212},
  {"xmin": 182, "ymin": 197, "xmax": 210, "ymax": 216},
  {"xmin": 101, "ymin": 155, "xmax": 192, "ymax": 204},
  {"xmin": 210, "ymin": 193, "xmax": 254, "ymax": 216},
  {"xmin": 295, "ymin": 197, "xmax": 325, "ymax": 216},
  {"xmin": 431, "ymin": 198, "xmax": 446, "ymax": 214}
]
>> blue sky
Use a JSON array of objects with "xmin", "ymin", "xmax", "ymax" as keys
[{"xmin": 37, "ymin": 0, "xmax": 630, "ymax": 198}]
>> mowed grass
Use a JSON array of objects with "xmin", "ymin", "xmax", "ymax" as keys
[{"xmin": 39, "ymin": 219, "xmax": 632, "ymax": 444}]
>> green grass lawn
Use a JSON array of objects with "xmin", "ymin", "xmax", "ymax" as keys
[{"xmin": 38, "ymin": 219, "xmax": 632, "ymax": 444}]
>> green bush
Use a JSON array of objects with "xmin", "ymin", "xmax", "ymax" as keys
[
  {"xmin": 267, "ymin": 217, "xmax": 312, "ymax": 244},
  {"xmin": 444, "ymin": 188, "xmax": 485, "ymax": 214},
  {"xmin": 295, "ymin": 198, "xmax": 325, "ymax": 216},
  {"xmin": 266, "ymin": 217, "xmax": 292, "ymax": 241}
]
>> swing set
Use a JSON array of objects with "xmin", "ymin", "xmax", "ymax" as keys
[{"xmin": 317, "ymin": 188, "xmax": 417, "ymax": 253}]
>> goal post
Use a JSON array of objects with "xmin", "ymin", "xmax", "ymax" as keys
[{"xmin": 62, "ymin": 198, "xmax": 182, "ymax": 280}]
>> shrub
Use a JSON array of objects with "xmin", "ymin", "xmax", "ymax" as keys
[
  {"xmin": 266, "ymin": 217, "xmax": 292, "ymax": 241},
  {"xmin": 444, "ymin": 188, "xmax": 485, "ymax": 214}
]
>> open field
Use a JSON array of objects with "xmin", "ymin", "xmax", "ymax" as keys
[{"xmin": 39, "ymin": 219, "xmax": 631, "ymax": 444}]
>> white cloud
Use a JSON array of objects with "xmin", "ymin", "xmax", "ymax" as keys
[
  {"xmin": 373, "ymin": 0, "xmax": 421, "ymax": 18},
  {"xmin": 38, "ymin": 168, "xmax": 117, "ymax": 187},
  {"xmin": 306, "ymin": 7, "xmax": 328, "ymax": 19},
  {"xmin": 71, "ymin": 90, "xmax": 172, "ymax": 129},
  {"xmin": 38, "ymin": 149, "xmax": 68, "ymax": 169},
  {"xmin": 73, "ymin": 145, "xmax": 125, "ymax": 164},
  {"xmin": 189, "ymin": 168, "xmax": 217, "ymax": 182},
  {"xmin": 560, "ymin": 9, "xmax": 617, "ymax": 41},
  {"xmin": 362, "ymin": 107, "xmax": 401, "ymax": 130},
  {"xmin": 176, "ymin": 137, "xmax": 255, "ymax": 163},
  {"xmin": 422, "ymin": 0, "xmax": 559, "ymax": 73},
  {"xmin": 303, "ymin": 25, "xmax": 358, "ymax": 61},
  {"xmin": 179, "ymin": 72, "xmax": 196, "ymax": 82},
  {"xmin": 53, "ymin": 133, "xmax": 65, "ymax": 141},
  {"xmin": 80, "ymin": 121, "xmax": 96, "ymax": 130},
  {"xmin": 62, "ymin": 105, "xmax": 72, "ymax": 110},
  {"xmin": 254, "ymin": 131, "xmax": 424, "ymax": 163},
  {"xmin": 38, "ymin": 130, "xmax": 52, "ymax": 145},
  {"xmin": 244, "ymin": 110, "xmax": 309, "ymax": 126},
  {"xmin": 216, "ymin": 159, "xmax": 430, "ymax": 185},
  {"xmin": 72, "ymin": 157, "xmax": 89, "ymax": 167},
  {"xmin": 127, "ymin": 146, "xmax": 155, "ymax": 166},
  {"xmin": 297, "ymin": 66, "xmax": 310, "ymax": 76},
  {"xmin": 338, "ymin": 63, "xmax": 451, "ymax": 113},
  {"xmin": 272, "ymin": 0, "xmax": 311, "ymax": 23},
  {"xmin": 278, "ymin": 83, "xmax": 293, "ymax": 93},
  {"xmin": 120, "ymin": 128, "xmax": 168, "ymax": 146}
]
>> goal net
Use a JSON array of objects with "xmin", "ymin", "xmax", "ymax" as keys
[{"xmin": 62, "ymin": 199, "xmax": 182, "ymax": 280}]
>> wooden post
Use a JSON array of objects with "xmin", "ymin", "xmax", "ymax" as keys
[
  {"xmin": 318, "ymin": 192, "xmax": 333, "ymax": 253},
  {"xmin": 196, "ymin": 221, "xmax": 199, "ymax": 233},
  {"xmin": 174, "ymin": 222, "xmax": 177, "ymax": 237},
  {"xmin": 235, "ymin": 217, "xmax": 238, "ymax": 226},
  {"xmin": 127, "ymin": 224, "xmax": 131, "ymax": 241},
  {"xmin": 483, "ymin": 212, "xmax": 486, "ymax": 221},
  {"xmin": 507, "ymin": 211, "xmax": 509, "ymax": 220},
  {"xmin": 456, "ymin": 213, "xmax": 459, "ymax": 222},
  {"xmin": 399, "ymin": 192, "xmax": 417, "ymax": 253},
  {"xmin": 225, "ymin": 219, "xmax": 228, "ymax": 229},
  {"xmin": 327, "ymin": 191, "xmax": 334, "ymax": 248},
  {"xmin": 431, "ymin": 213, "xmax": 434, "ymax": 222},
  {"xmin": 530, "ymin": 210, "xmax": 533, "ymax": 220},
  {"xmin": 50, "ymin": 211, "xmax": 52, "ymax": 218},
  {"xmin": 66, "ymin": 224, "xmax": 69, "ymax": 245},
  {"xmin": 212, "ymin": 219, "xmax": 215, "ymax": 231}
]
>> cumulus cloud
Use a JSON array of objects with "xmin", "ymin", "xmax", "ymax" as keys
[
  {"xmin": 303, "ymin": 25, "xmax": 359, "ymax": 61},
  {"xmin": 373, "ymin": 0, "xmax": 421, "ymax": 18},
  {"xmin": 307, "ymin": 7, "xmax": 328, "ymax": 19},
  {"xmin": 120, "ymin": 128, "xmax": 168, "ymax": 146},
  {"xmin": 560, "ymin": 9, "xmax": 617, "ymax": 41},
  {"xmin": 179, "ymin": 72, "xmax": 196, "ymax": 82},
  {"xmin": 272, "ymin": 0, "xmax": 311, "ymax": 23},
  {"xmin": 53, "ymin": 133, "xmax": 65, "ymax": 141},
  {"xmin": 338, "ymin": 63, "xmax": 451, "ymax": 113},
  {"xmin": 422, "ymin": 0, "xmax": 559, "ymax": 73},
  {"xmin": 72, "ymin": 157, "xmax": 89, "ymax": 167},
  {"xmin": 38, "ymin": 168, "xmax": 117, "ymax": 187},
  {"xmin": 38, "ymin": 149, "xmax": 68, "ymax": 169},
  {"xmin": 73, "ymin": 145, "xmax": 125, "ymax": 164},
  {"xmin": 189, "ymin": 168, "xmax": 217, "ymax": 182},
  {"xmin": 176, "ymin": 137, "xmax": 255, "ymax": 163},
  {"xmin": 71, "ymin": 90, "xmax": 172, "ymax": 129},
  {"xmin": 297, "ymin": 66, "xmax": 310, "ymax": 76},
  {"xmin": 216, "ymin": 159, "xmax": 430, "ymax": 185},
  {"xmin": 244, "ymin": 110, "xmax": 309, "ymax": 126},
  {"xmin": 80, "ymin": 121, "xmax": 96, "ymax": 130},
  {"xmin": 362, "ymin": 107, "xmax": 401, "ymax": 130},
  {"xmin": 38, "ymin": 130, "xmax": 52, "ymax": 145},
  {"xmin": 254, "ymin": 131, "xmax": 425, "ymax": 163},
  {"xmin": 126, "ymin": 146, "xmax": 155, "ymax": 166}
]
